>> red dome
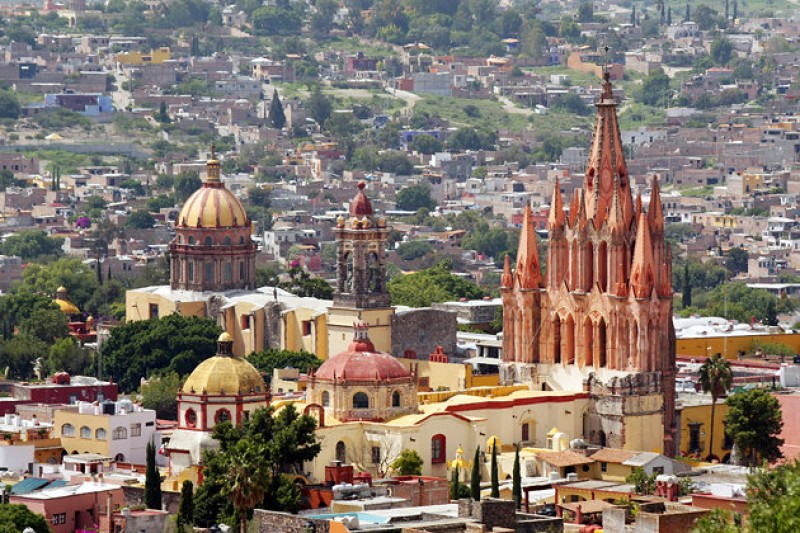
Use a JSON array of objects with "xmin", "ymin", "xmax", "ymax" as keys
[
  {"xmin": 350, "ymin": 181, "xmax": 373, "ymax": 217},
  {"xmin": 315, "ymin": 341, "xmax": 411, "ymax": 381}
]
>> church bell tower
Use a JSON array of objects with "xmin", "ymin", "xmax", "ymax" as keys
[{"xmin": 326, "ymin": 182, "xmax": 395, "ymax": 357}]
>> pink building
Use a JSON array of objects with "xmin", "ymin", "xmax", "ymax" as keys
[
  {"xmin": 10, "ymin": 481, "xmax": 124, "ymax": 533},
  {"xmin": 774, "ymin": 393, "xmax": 800, "ymax": 461}
]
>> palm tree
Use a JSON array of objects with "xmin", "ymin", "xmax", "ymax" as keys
[
  {"xmin": 699, "ymin": 353, "xmax": 733, "ymax": 461},
  {"xmin": 225, "ymin": 442, "xmax": 269, "ymax": 533}
]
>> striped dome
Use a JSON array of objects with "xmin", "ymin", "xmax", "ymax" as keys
[{"xmin": 177, "ymin": 181, "xmax": 249, "ymax": 228}]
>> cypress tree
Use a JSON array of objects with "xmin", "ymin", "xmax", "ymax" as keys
[
  {"xmin": 682, "ymin": 262, "xmax": 692, "ymax": 308},
  {"xmin": 667, "ymin": 7, "xmax": 672, "ymax": 25},
  {"xmin": 470, "ymin": 446, "xmax": 481, "ymax": 500},
  {"xmin": 685, "ymin": 2, "xmax": 690, "ymax": 22},
  {"xmin": 733, "ymin": 0, "xmax": 738, "ymax": 20},
  {"xmin": 630, "ymin": 5, "xmax": 636, "ymax": 26},
  {"xmin": 268, "ymin": 89, "xmax": 286, "ymax": 130},
  {"xmin": 490, "ymin": 442, "xmax": 500, "ymax": 498},
  {"xmin": 145, "ymin": 440, "xmax": 162, "ymax": 510},
  {"xmin": 725, "ymin": 0, "xmax": 730, "ymax": 20},
  {"xmin": 512, "ymin": 444, "xmax": 521, "ymax": 510},
  {"xmin": 177, "ymin": 480, "xmax": 194, "ymax": 531},
  {"xmin": 450, "ymin": 465, "xmax": 459, "ymax": 501},
  {"xmin": 96, "ymin": 255, "xmax": 103, "ymax": 285}
]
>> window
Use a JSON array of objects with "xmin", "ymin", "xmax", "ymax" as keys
[
  {"xmin": 336, "ymin": 441, "xmax": 346, "ymax": 463},
  {"xmin": 204, "ymin": 237, "xmax": 213, "ymax": 246},
  {"xmin": 149, "ymin": 303, "xmax": 159, "ymax": 319},
  {"xmin": 371, "ymin": 446, "xmax": 381, "ymax": 464},
  {"xmin": 239, "ymin": 262, "xmax": 245, "ymax": 280},
  {"xmin": 130, "ymin": 423, "xmax": 141, "ymax": 437},
  {"xmin": 321, "ymin": 391, "xmax": 330, "ymax": 407},
  {"xmin": 224, "ymin": 236, "xmax": 231, "ymax": 245},
  {"xmin": 241, "ymin": 315, "xmax": 251, "ymax": 330},
  {"xmin": 53, "ymin": 513, "xmax": 66, "ymax": 525},
  {"xmin": 215, "ymin": 410, "xmax": 231, "ymax": 424},
  {"xmin": 61, "ymin": 424, "xmax": 75, "ymax": 437},
  {"xmin": 80, "ymin": 426, "xmax": 91, "ymax": 439},
  {"xmin": 601, "ymin": 462, "xmax": 608, "ymax": 473},
  {"xmin": 112, "ymin": 427, "xmax": 127, "ymax": 440},
  {"xmin": 431, "ymin": 434, "xmax": 446, "ymax": 463},
  {"xmin": 188, "ymin": 236, "xmax": 195, "ymax": 245},
  {"xmin": 95, "ymin": 428, "xmax": 107, "ymax": 440},
  {"xmin": 353, "ymin": 392, "xmax": 369, "ymax": 409},
  {"xmin": 392, "ymin": 391, "xmax": 401, "ymax": 407},
  {"xmin": 188, "ymin": 262, "xmax": 194, "ymax": 281},
  {"xmin": 223, "ymin": 262, "xmax": 232, "ymax": 282},
  {"xmin": 689, "ymin": 423, "xmax": 702, "ymax": 453},
  {"xmin": 302, "ymin": 320, "xmax": 312, "ymax": 336},
  {"xmin": 185, "ymin": 409, "xmax": 197, "ymax": 428},
  {"xmin": 205, "ymin": 261, "xmax": 214, "ymax": 281}
]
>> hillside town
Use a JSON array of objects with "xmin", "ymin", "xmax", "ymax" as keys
[{"xmin": 1, "ymin": 0, "xmax": 800, "ymax": 532}]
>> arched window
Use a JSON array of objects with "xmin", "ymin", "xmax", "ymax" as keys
[
  {"xmin": 392, "ymin": 391, "xmax": 401, "ymax": 407},
  {"xmin": 61, "ymin": 424, "xmax": 75, "ymax": 437},
  {"xmin": 185, "ymin": 409, "xmax": 197, "ymax": 428},
  {"xmin": 112, "ymin": 427, "xmax": 127, "ymax": 440},
  {"xmin": 223, "ymin": 262, "xmax": 232, "ymax": 282},
  {"xmin": 239, "ymin": 261, "xmax": 244, "ymax": 280},
  {"xmin": 204, "ymin": 236, "xmax": 213, "ymax": 246},
  {"xmin": 335, "ymin": 441, "xmax": 346, "ymax": 463},
  {"xmin": 205, "ymin": 261, "xmax": 214, "ymax": 281},
  {"xmin": 188, "ymin": 236, "xmax": 195, "ymax": 245},
  {"xmin": 431, "ymin": 434, "xmax": 446, "ymax": 463},
  {"xmin": 321, "ymin": 391, "xmax": 330, "ymax": 407},
  {"xmin": 215, "ymin": 409, "xmax": 231, "ymax": 424},
  {"xmin": 114, "ymin": 453, "xmax": 125, "ymax": 462},
  {"xmin": 240, "ymin": 236, "xmax": 245, "ymax": 244},
  {"xmin": 353, "ymin": 392, "xmax": 369, "ymax": 409},
  {"xmin": 368, "ymin": 252, "xmax": 380, "ymax": 292},
  {"xmin": 224, "ymin": 236, "xmax": 231, "ymax": 246},
  {"xmin": 80, "ymin": 426, "xmax": 91, "ymax": 439},
  {"xmin": 95, "ymin": 428, "xmax": 107, "ymax": 440}
]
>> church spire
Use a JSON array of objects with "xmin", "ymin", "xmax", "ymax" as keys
[
  {"xmin": 501, "ymin": 254, "xmax": 513, "ymax": 289},
  {"xmin": 630, "ymin": 212, "xmax": 656, "ymax": 298},
  {"xmin": 548, "ymin": 178, "xmax": 566, "ymax": 231},
  {"xmin": 608, "ymin": 175, "xmax": 625, "ymax": 234},
  {"xmin": 515, "ymin": 204, "xmax": 542, "ymax": 289},
  {"xmin": 584, "ymin": 72, "xmax": 633, "ymax": 229},
  {"xmin": 648, "ymin": 175, "xmax": 665, "ymax": 233}
]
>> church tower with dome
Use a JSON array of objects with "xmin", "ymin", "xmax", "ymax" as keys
[
  {"xmin": 166, "ymin": 332, "xmax": 269, "ymax": 483},
  {"xmin": 169, "ymin": 145, "xmax": 257, "ymax": 292},
  {"xmin": 327, "ymin": 182, "xmax": 395, "ymax": 356}
]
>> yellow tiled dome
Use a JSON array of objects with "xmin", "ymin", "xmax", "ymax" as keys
[
  {"xmin": 182, "ymin": 356, "xmax": 265, "ymax": 396},
  {"xmin": 177, "ymin": 183, "xmax": 248, "ymax": 229},
  {"xmin": 54, "ymin": 298, "xmax": 80, "ymax": 315}
]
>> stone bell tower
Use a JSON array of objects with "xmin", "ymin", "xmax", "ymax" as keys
[{"xmin": 326, "ymin": 182, "xmax": 395, "ymax": 357}]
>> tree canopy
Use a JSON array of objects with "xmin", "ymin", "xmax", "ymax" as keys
[
  {"xmin": 396, "ymin": 184, "xmax": 437, "ymax": 211},
  {"xmin": 247, "ymin": 349, "xmax": 321, "ymax": 379},
  {"xmin": 0, "ymin": 230, "xmax": 63, "ymax": 262},
  {"xmin": 0, "ymin": 504, "xmax": 51, "ymax": 533},
  {"xmin": 102, "ymin": 315, "xmax": 222, "ymax": 392},
  {"xmin": 725, "ymin": 388, "xmax": 784, "ymax": 466},
  {"xmin": 391, "ymin": 449, "xmax": 423, "ymax": 475},
  {"xmin": 139, "ymin": 371, "xmax": 182, "ymax": 420},
  {"xmin": 388, "ymin": 262, "xmax": 484, "ymax": 307}
]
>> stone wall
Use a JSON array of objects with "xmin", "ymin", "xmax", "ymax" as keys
[
  {"xmin": 457, "ymin": 498, "xmax": 516, "ymax": 532},
  {"xmin": 254, "ymin": 510, "xmax": 330, "ymax": 533},
  {"xmin": 121, "ymin": 486, "xmax": 181, "ymax": 515},
  {"xmin": 392, "ymin": 308, "xmax": 457, "ymax": 359}
]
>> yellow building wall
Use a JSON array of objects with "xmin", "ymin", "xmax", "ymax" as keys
[
  {"xmin": 620, "ymin": 396, "xmax": 666, "ymax": 454},
  {"xmin": 283, "ymin": 308, "xmax": 328, "ymax": 356},
  {"xmin": 681, "ymin": 402, "xmax": 730, "ymax": 460},
  {"xmin": 125, "ymin": 291, "xmax": 207, "ymax": 322},
  {"xmin": 588, "ymin": 462, "xmax": 632, "ymax": 482},
  {"xmin": 53, "ymin": 412, "xmax": 109, "ymax": 456},
  {"xmin": 327, "ymin": 306, "xmax": 394, "ymax": 359},
  {"xmin": 676, "ymin": 333, "xmax": 800, "ymax": 360},
  {"xmin": 116, "ymin": 47, "xmax": 171, "ymax": 65}
]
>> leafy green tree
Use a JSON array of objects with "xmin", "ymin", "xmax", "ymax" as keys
[
  {"xmin": 268, "ymin": 89, "xmax": 286, "ymax": 130},
  {"xmin": 252, "ymin": 5, "xmax": 302, "ymax": 35},
  {"xmin": 512, "ymin": 444, "xmax": 521, "ymax": 509},
  {"xmin": 577, "ymin": 0, "xmax": 594, "ymax": 22},
  {"xmin": 446, "ymin": 127, "xmax": 495, "ymax": 151},
  {"xmin": 725, "ymin": 388, "xmax": 784, "ymax": 466},
  {"xmin": 248, "ymin": 349, "xmax": 321, "ymax": 378},
  {"xmin": 396, "ymin": 240, "xmax": 434, "ymax": 261},
  {"xmin": 0, "ymin": 170, "xmax": 21, "ymax": 191},
  {"xmin": 409, "ymin": 134, "xmax": 443, "ymax": 155},
  {"xmin": 396, "ymin": 184, "xmax": 437, "ymax": 211},
  {"xmin": 174, "ymin": 172, "xmax": 202, "ymax": 203},
  {"xmin": 391, "ymin": 449, "xmax": 423, "ymax": 475},
  {"xmin": 377, "ymin": 151, "xmax": 414, "ymax": 175},
  {"xmin": 0, "ymin": 292, "xmax": 57, "ymax": 340},
  {"xmin": 139, "ymin": 372, "xmax": 182, "ymax": 420},
  {"xmin": 306, "ymin": 88, "xmax": 333, "ymax": 125},
  {"xmin": 627, "ymin": 467, "xmax": 657, "ymax": 495},
  {"xmin": 725, "ymin": 247, "xmax": 749, "ymax": 274},
  {"xmin": 0, "ymin": 91, "xmax": 21, "ymax": 120},
  {"xmin": 636, "ymin": 69, "xmax": 670, "ymax": 106},
  {"xmin": 19, "ymin": 306, "xmax": 69, "ymax": 344},
  {"xmin": 126, "ymin": 210, "xmax": 156, "ymax": 229},
  {"xmin": 699, "ymin": 354, "xmax": 733, "ymax": 461},
  {"xmin": 248, "ymin": 187, "xmax": 271, "ymax": 208},
  {"xmin": 226, "ymin": 439, "xmax": 268, "ymax": 533},
  {"xmin": 155, "ymin": 101, "xmax": 170, "ymax": 123},
  {"xmin": 102, "ymin": 315, "xmax": 221, "ymax": 392},
  {"xmin": 0, "ymin": 335, "xmax": 48, "ymax": 379},
  {"xmin": 711, "ymin": 37, "xmax": 734, "ymax": 66},
  {"xmin": 311, "ymin": 0, "xmax": 338, "ymax": 34},
  {"xmin": 470, "ymin": 446, "xmax": 481, "ymax": 500},
  {"xmin": 280, "ymin": 267, "xmax": 333, "ymax": 299},
  {"xmin": 177, "ymin": 480, "xmax": 194, "ymax": 531},
  {"xmin": 145, "ymin": 440, "xmax": 162, "ymax": 510},
  {"xmin": 490, "ymin": 442, "xmax": 499, "ymax": 498},
  {"xmin": 682, "ymin": 262, "xmax": 692, "ymax": 308},
  {"xmin": 47, "ymin": 337, "xmax": 90, "ymax": 375},
  {"xmin": 747, "ymin": 458, "xmax": 800, "ymax": 532},
  {"xmin": 388, "ymin": 262, "xmax": 484, "ymax": 307},
  {"xmin": 0, "ymin": 503, "xmax": 51, "ymax": 533},
  {"xmin": 18, "ymin": 257, "xmax": 98, "ymax": 312},
  {"xmin": 693, "ymin": 4, "xmax": 721, "ymax": 30},
  {"xmin": 0, "ymin": 230, "xmax": 63, "ymax": 261},
  {"xmin": 147, "ymin": 195, "xmax": 175, "ymax": 211}
]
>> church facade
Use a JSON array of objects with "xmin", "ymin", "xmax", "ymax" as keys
[{"xmin": 501, "ymin": 74, "xmax": 676, "ymax": 456}]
